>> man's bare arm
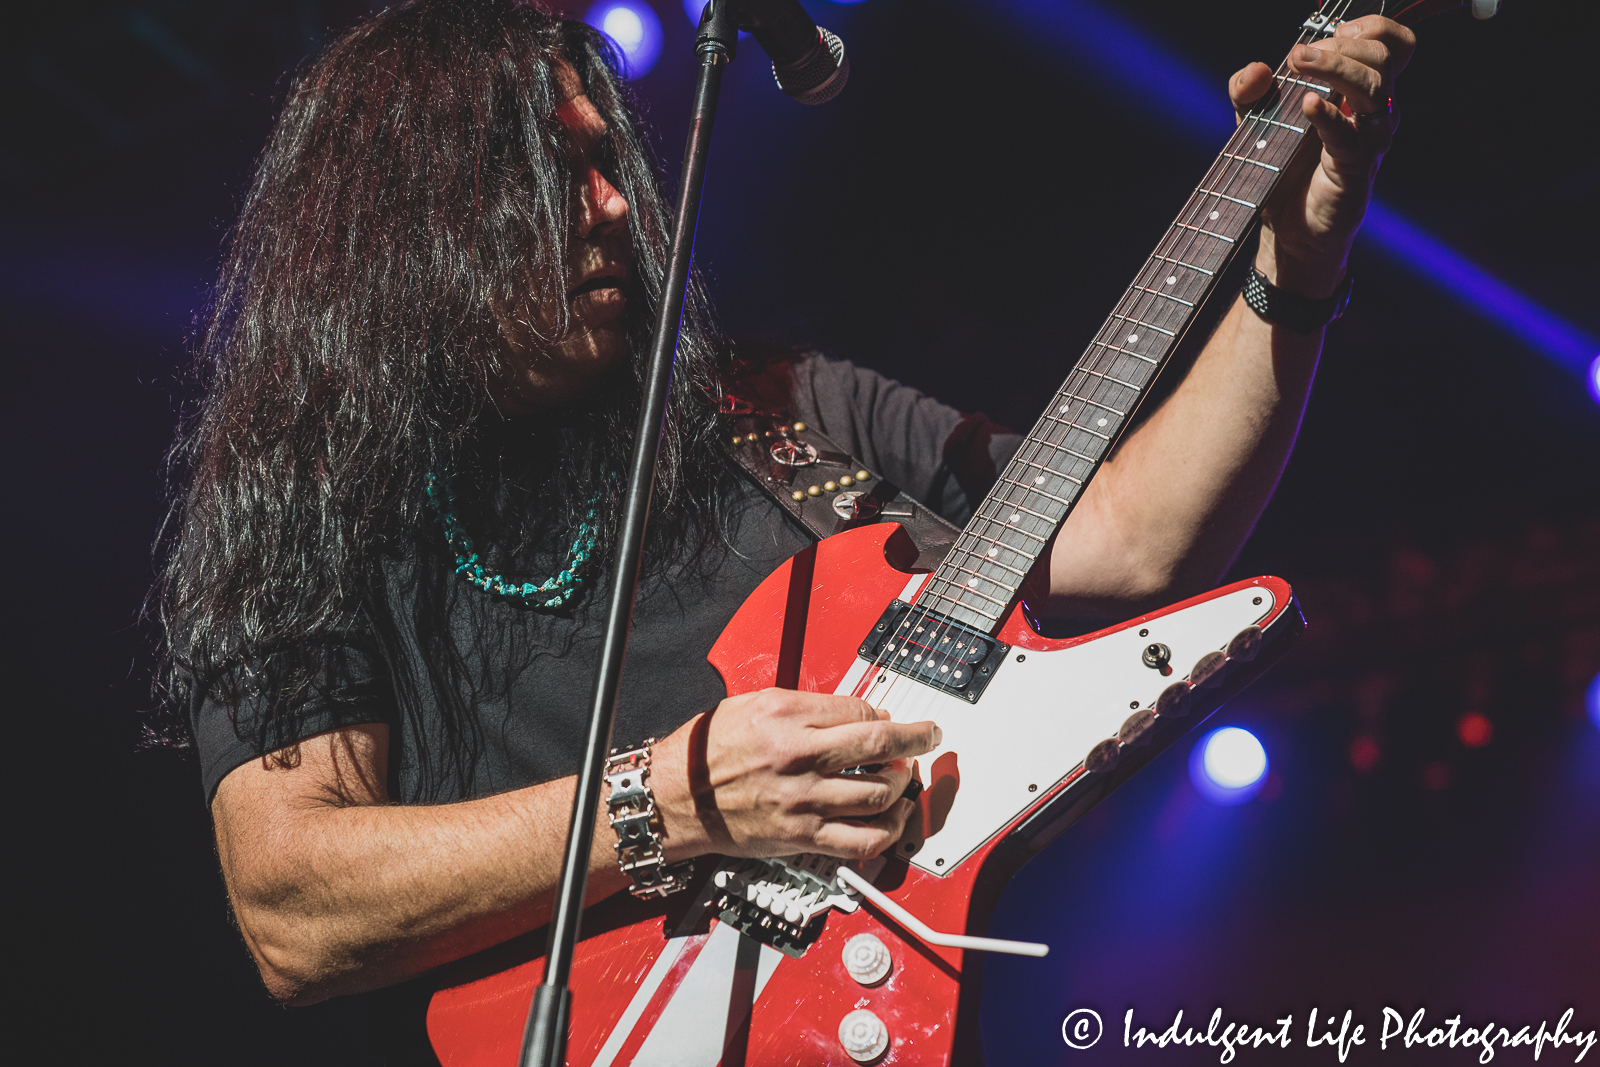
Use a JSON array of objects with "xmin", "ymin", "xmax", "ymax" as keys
[
  {"xmin": 1045, "ymin": 16, "xmax": 1415, "ymax": 616},
  {"xmin": 212, "ymin": 689, "xmax": 935, "ymax": 1005},
  {"xmin": 213, "ymin": 723, "xmax": 629, "ymax": 1005}
]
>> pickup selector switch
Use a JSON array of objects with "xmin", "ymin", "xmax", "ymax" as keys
[
  {"xmin": 842, "ymin": 933, "xmax": 892, "ymax": 986},
  {"xmin": 839, "ymin": 1008, "xmax": 890, "ymax": 1062},
  {"xmin": 1141, "ymin": 642, "xmax": 1172, "ymax": 670}
]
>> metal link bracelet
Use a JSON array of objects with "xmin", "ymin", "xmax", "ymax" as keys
[{"xmin": 604, "ymin": 740, "xmax": 695, "ymax": 899}]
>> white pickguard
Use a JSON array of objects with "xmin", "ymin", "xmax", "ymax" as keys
[{"xmin": 836, "ymin": 579, "xmax": 1277, "ymax": 874}]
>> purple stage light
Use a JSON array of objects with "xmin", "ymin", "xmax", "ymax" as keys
[
  {"xmin": 1190, "ymin": 727, "xmax": 1269, "ymax": 805},
  {"xmin": 967, "ymin": 0, "xmax": 1600, "ymax": 394},
  {"xmin": 587, "ymin": 1, "xmax": 663, "ymax": 78},
  {"xmin": 1588, "ymin": 671, "xmax": 1600, "ymax": 733},
  {"xmin": 1588, "ymin": 354, "xmax": 1600, "ymax": 407},
  {"xmin": 681, "ymin": 0, "xmax": 751, "ymax": 38}
]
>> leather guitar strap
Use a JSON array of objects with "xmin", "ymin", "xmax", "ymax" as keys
[{"xmin": 719, "ymin": 398, "xmax": 961, "ymax": 570}]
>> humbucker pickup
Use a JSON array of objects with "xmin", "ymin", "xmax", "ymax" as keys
[{"xmin": 857, "ymin": 600, "xmax": 1011, "ymax": 703}]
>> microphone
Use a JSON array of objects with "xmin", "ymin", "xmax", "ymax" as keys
[{"xmin": 722, "ymin": 0, "xmax": 849, "ymax": 104}]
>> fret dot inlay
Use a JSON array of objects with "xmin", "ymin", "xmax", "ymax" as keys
[{"xmin": 927, "ymin": 66, "xmax": 1307, "ymax": 627}]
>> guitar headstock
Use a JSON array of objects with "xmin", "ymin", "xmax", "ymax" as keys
[{"xmin": 1305, "ymin": 0, "xmax": 1499, "ymax": 33}]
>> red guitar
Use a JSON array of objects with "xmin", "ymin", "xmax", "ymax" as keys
[{"xmin": 427, "ymin": 0, "xmax": 1491, "ymax": 1062}]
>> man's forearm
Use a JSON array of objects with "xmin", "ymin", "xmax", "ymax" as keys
[
  {"xmin": 214, "ymin": 730, "xmax": 630, "ymax": 1005},
  {"xmin": 1044, "ymin": 253, "xmax": 1323, "ymax": 617}
]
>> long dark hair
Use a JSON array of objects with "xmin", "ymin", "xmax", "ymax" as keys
[{"xmin": 154, "ymin": 0, "xmax": 727, "ymax": 771}]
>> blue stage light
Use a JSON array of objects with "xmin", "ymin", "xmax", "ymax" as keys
[
  {"xmin": 1190, "ymin": 727, "xmax": 1268, "ymax": 805},
  {"xmin": 587, "ymin": 1, "xmax": 663, "ymax": 78},
  {"xmin": 964, "ymin": 0, "xmax": 1599, "ymax": 395},
  {"xmin": 681, "ymin": 0, "xmax": 752, "ymax": 39},
  {"xmin": 1588, "ymin": 354, "xmax": 1600, "ymax": 407},
  {"xmin": 1588, "ymin": 671, "xmax": 1600, "ymax": 733},
  {"xmin": 1361, "ymin": 202, "xmax": 1599, "ymax": 382}
]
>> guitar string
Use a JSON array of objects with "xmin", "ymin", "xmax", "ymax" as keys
[
  {"xmin": 912, "ymin": 6, "xmax": 1339, "ymax": 630},
  {"xmin": 913, "ymin": 44, "xmax": 1318, "ymax": 625},
  {"xmin": 864, "ymin": 2, "xmax": 1348, "ymax": 732},
  {"xmin": 915, "ymin": 17, "xmax": 1339, "ymax": 625},
  {"xmin": 858, "ymin": 0, "xmax": 1355, "ymax": 802}
]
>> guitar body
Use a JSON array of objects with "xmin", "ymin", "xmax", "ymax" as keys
[
  {"xmin": 421, "ymin": 0, "xmax": 1507, "ymax": 1049},
  {"xmin": 428, "ymin": 524, "xmax": 1303, "ymax": 1065}
]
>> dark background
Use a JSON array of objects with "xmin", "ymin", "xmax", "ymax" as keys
[{"xmin": 4, "ymin": 0, "xmax": 1596, "ymax": 1063}]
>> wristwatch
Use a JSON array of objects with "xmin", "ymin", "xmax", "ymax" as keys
[
  {"xmin": 1242, "ymin": 267, "xmax": 1355, "ymax": 335},
  {"xmin": 604, "ymin": 740, "xmax": 695, "ymax": 899}
]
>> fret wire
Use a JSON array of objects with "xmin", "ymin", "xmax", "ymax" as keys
[
  {"xmin": 971, "ymin": 510, "xmax": 1050, "ymax": 544},
  {"xmin": 1003, "ymin": 460, "xmax": 1080, "ymax": 497},
  {"xmin": 1105, "ymin": 314, "xmax": 1178, "ymax": 338},
  {"xmin": 1195, "ymin": 188, "xmax": 1260, "ymax": 209},
  {"xmin": 1174, "ymin": 221, "xmax": 1236, "ymax": 244},
  {"xmin": 1091, "ymin": 341, "xmax": 1159, "ymax": 366},
  {"xmin": 1049, "ymin": 391, "xmax": 1126, "ymax": 418},
  {"xmin": 1031, "ymin": 429, "xmax": 1098, "ymax": 465},
  {"xmin": 1060, "ymin": 365, "xmax": 1143, "ymax": 397},
  {"xmin": 1076, "ymin": 365, "xmax": 1143, "ymax": 390},
  {"xmin": 1151, "ymin": 252, "xmax": 1214, "ymax": 277},
  {"xmin": 950, "ymin": 527, "xmax": 1035, "ymax": 564},
  {"xmin": 914, "ymin": 590, "xmax": 975, "ymax": 621},
  {"xmin": 999, "ymin": 474, "xmax": 1074, "ymax": 507},
  {"xmin": 1221, "ymin": 152, "xmax": 1281, "ymax": 173},
  {"xmin": 1203, "ymin": 160, "xmax": 1275, "ymax": 200},
  {"xmin": 985, "ymin": 497, "xmax": 1055, "ymax": 524},
  {"xmin": 944, "ymin": 554, "xmax": 1027, "ymax": 584},
  {"xmin": 1011, "ymin": 450, "xmax": 1087, "ymax": 487},
  {"xmin": 1035, "ymin": 415, "xmax": 1110, "ymax": 442},
  {"xmin": 1278, "ymin": 76, "xmax": 1330, "ymax": 93},
  {"xmin": 1156, "ymin": 230, "xmax": 1228, "ymax": 267},
  {"xmin": 925, "ymin": 576, "xmax": 1010, "ymax": 610},
  {"xmin": 956, "ymin": 551, "xmax": 1029, "ymax": 579},
  {"xmin": 942, "ymin": 34, "xmax": 1323, "ymax": 622},
  {"xmin": 1134, "ymin": 283, "xmax": 1194, "ymax": 308},
  {"xmin": 1108, "ymin": 282, "xmax": 1187, "ymax": 330}
]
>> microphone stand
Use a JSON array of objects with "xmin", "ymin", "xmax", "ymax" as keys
[{"xmin": 520, "ymin": 4, "xmax": 739, "ymax": 1065}]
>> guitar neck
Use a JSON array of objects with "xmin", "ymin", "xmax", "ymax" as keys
[{"xmin": 918, "ymin": 31, "xmax": 1339, "ymax": 633}]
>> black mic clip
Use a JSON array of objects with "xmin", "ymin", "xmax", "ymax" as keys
[{"xmin": 697, "ymin": 0, "xmax": 849, "ymax": 105}]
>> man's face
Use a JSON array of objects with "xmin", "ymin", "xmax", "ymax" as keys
[{"xmin": 491, "ymin": 60, "xmax": 634, "ymax": 413}]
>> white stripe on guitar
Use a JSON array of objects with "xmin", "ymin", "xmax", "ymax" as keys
[
  {"xmin": 622, "ymin": 922, "xmax": 784, "ymax": 1067},
  {"xmin": 589, "ymin": 933, "xmax": 694, "ymax": 1067}
]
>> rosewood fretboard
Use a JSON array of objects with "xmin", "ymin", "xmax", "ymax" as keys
[{"xmin": 918, "ymin": 35, "xmax": 1340, "ymax": 632}]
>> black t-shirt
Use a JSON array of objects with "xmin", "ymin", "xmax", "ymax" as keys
[
  {"xmin": 188, "ymin": 353, "xmax": 1022, "ymax": 1064},
  {"xmin": 192, "ymin": 353, "xmax": 1021, "ymax": 803}
]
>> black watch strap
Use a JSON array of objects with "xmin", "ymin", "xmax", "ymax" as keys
[{"xmin": 1242, "ymin": 268, "xmax": 1354, "ymax": 334}]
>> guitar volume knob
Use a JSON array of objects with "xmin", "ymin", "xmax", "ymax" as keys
[
  {"xmin": 842, "ymin": 933, "xmax": 892, "ymax": 986},
  {"xmin": 839, "ymin": 1008, "xmax": 890, "ymax": 1062}
]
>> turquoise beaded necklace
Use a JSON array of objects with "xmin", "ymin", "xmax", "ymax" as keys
[{"xmin": 424, "ymin": 471, "xmax": 600, "ymax": 610}]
